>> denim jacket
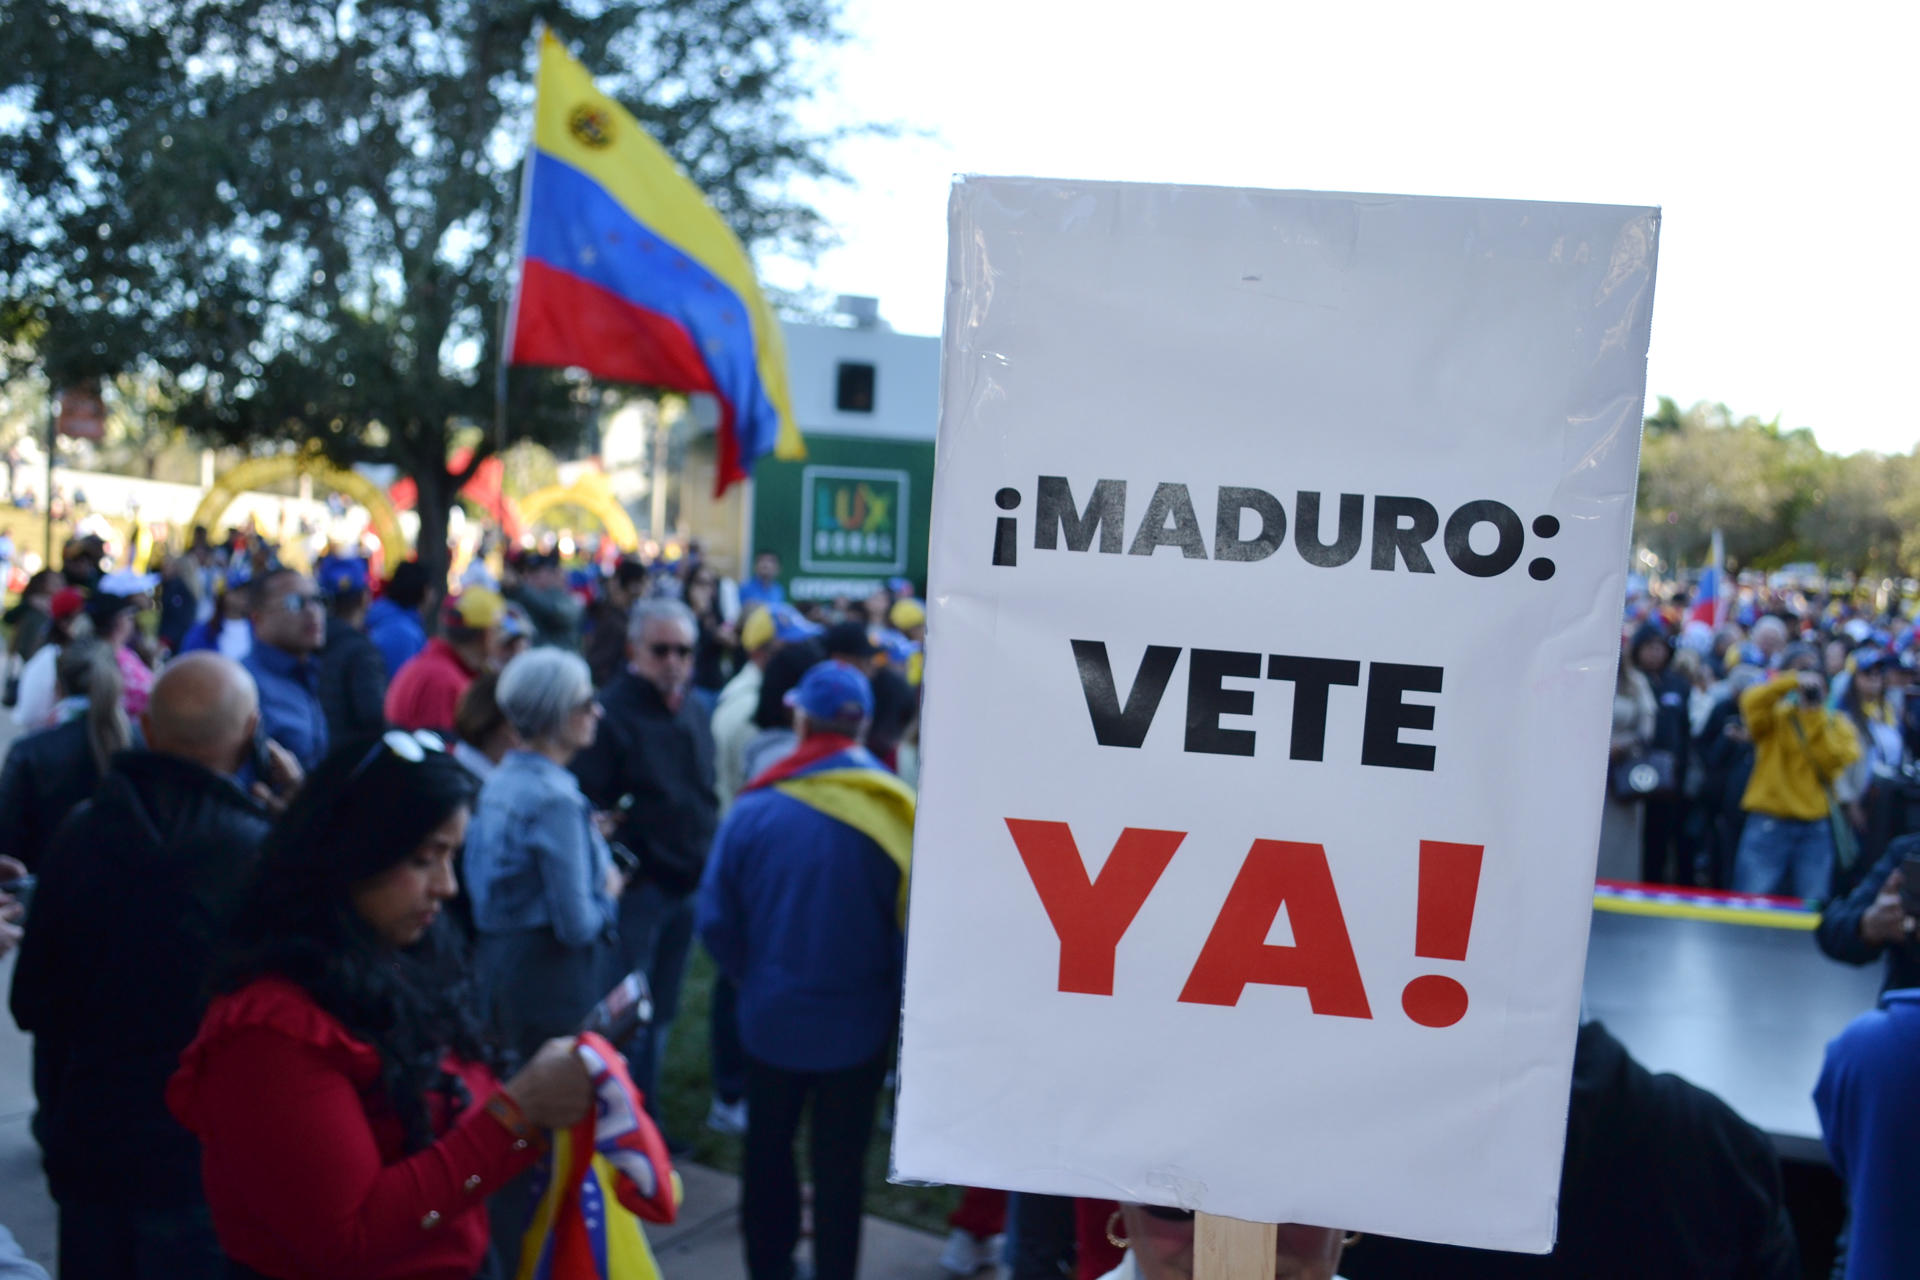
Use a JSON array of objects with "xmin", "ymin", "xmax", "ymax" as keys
[{"xmin": 464, "ymin": 751, "xmax": 617, "ymax": 947}]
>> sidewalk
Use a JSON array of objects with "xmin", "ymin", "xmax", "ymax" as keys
[{"xmin": 0, "ymin": 954, "xmax": 56, "ymax": 1273}]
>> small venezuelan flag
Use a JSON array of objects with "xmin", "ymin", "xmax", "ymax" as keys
[{"xmin": 506, "ymin": 30, "xmax": 804, "ymax": 493}]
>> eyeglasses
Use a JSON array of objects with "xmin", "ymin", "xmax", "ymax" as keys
[
  {"xmin": 573, "ymin": 697, "xmax": 601, "ymax": 715},
  {"xmin": 277, "ymin": 592, "xmax": 324, "ymax": 612},
  {"xmin": 348, "ymin": 729, "xmax": 447, "ymax": 781},
  {"xmin": 647, "ymin": 643, "xmax": 694, "ymax": 659}
]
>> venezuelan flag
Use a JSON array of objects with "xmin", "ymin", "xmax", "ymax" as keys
[
  {"xmin": 506, "ymin": 30, "xmax": 804, "ymax": 493},
  {"xmin": 741, "ymin": 735, "xmax": 916, "ymax": 925}
]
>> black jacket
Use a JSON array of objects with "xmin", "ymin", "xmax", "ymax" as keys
[
  {"xmin": 9, "ymin": 750, "xmax": 271, "ymax": 1207},
  {"xmin": 572, "ymin": 671, "xmax": 717, "ymax": 896},
  {"xmin": 0, "ymin": 717, "xmax": 107, "ymax": 871},
  {"xmin": 6, "ymin": 603, "xmax": 51, "ymax": 666},
  {"xmin": 1646, "ymin": 669, "xmax": 1692, "ymax": 786},
  {"xmin": 1339, "ymin": 1022, "xmax": 1797, "ymax": 1280},
  {"xmin": 1817, "ymin": 834, "xmax": 1920, "ymax": 994},
  {"xmin": 583, "ymin": 599, "xmax": 630, "ymax": 689},
  {"xmin": 1696, "ymin": 692, "xmax": 1756, "ymax": 817},
  {"xmin": 317, "ymin": 613, "xmax": 388, "ymax": 745}
]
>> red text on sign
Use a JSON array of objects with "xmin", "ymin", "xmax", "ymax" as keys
[
  {"xmin": 1004, "ymin": 819, "xmax": 1485, "ymax": 1027},
  {"xmin": 1005, "ymin": 819, "xmax": 1185, "ymax": 995}
]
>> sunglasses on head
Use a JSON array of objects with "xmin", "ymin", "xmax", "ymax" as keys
[
  {"xmin": 648, "ymin": 642, "xmax": 693, "ymax": 659},
  {"xmin": 348, "ymin": 729, "xmax": 446, "ymax": 781}
]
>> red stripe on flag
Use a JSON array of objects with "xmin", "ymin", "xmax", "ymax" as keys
[
  {"xmin": 511, "ymin": 257, "xmax": 753, "ymax": 497},
  {"xmin": 512, "ymin": 258, "xmax": 720, "ymax": 401}
]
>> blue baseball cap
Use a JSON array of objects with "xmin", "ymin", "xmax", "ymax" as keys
[
  {"xmin": 784, "ymin": 660, "xmax": 873, "ymax": 724},
  {"xmin": 318, "ymin": 557, "xmax": 370, "ymax": 598}
]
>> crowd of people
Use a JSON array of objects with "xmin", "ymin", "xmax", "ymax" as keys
[
  {"xmin": 4, "ymin": 522, "xmax": 1920, "ymax": 1279},
  {"xmin": 0, "ymin": 526, "xmax": 932, "ymax": 1280},
  {"xmin": 1604, "ymin": 588, "xmax": 1920, "ymax": 903}
]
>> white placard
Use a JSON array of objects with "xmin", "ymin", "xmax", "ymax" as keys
[{"xmin": 893, "ymin": 177, "xmax": 1659, "ymax": 1253}]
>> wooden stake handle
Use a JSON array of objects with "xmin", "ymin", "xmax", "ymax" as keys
[{"xmin": 1195, "ymin": 1212, "xmax": 1278, "ymax": 1280}]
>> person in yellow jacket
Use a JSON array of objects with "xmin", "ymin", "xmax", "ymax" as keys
[{"xmin": 1733, "ymin": 662, "xmax": 1860, "ymax": 899}]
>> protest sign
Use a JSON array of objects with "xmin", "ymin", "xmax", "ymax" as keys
[{"xmin": 893, "ymin": 177, "xmax": 1659, "ymax": 1253}]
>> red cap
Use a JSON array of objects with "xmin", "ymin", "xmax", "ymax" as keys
[{"xmin": 50, "ymin": 588, "xmax": 84, "ymax": 621}]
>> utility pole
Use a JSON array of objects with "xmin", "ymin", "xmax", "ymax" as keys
[{"xmin": 42, "ymin": 393, "xmax": 55, "ymax": 564}]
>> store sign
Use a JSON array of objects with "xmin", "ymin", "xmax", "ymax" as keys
[{"xmin": 800, "ymin": 465, "xmax": 908, "ymax": 576}]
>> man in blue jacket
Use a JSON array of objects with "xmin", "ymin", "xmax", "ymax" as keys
[
  {"xmin": 365, "ymin": 560, "xmax": 434, "ymax": 681},
  {"xmin": 696, "ymin": 660, "xmax": 914, "ymax": 1280},
  {"xmin": 242, "ymin": 568, "xmax": 329, "ymax": 770},
  {"xmin": 1816, "ymin": 989, "xmax": 1920, "ymax": 1280}
]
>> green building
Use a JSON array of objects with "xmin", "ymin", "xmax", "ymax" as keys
[{"xmin": 747, "ymin": 312, "xmax": 938, "ymax": 602}]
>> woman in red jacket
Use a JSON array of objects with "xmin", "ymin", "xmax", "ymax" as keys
[{"xmin": 169, "ymin": 729, "xmax": 593, "ymax": 1280}]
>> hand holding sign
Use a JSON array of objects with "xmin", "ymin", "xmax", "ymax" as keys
[{"xmin": 893, "ymin": 178, "xmax": 1657, "ymax": 1253}]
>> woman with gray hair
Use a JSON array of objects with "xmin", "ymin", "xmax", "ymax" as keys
[{"xmin": 462, "ymin": 648, "xmax": 622, "ymax": 1065}]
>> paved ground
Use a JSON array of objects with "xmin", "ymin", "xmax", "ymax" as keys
[{"xmin": 0, "ymin": 703, "xmax": 955, "ymax": 1278}]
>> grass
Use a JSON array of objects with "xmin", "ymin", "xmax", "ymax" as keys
[{"xmin": 658, "ymin": 944, "xmax": 960, "ymax": 1237}]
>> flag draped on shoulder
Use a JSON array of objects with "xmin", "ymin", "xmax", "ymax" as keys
[
  {"xmin": 743, "ymin": 735, "xmax": 916, "ymax": 925},
  {"xmin": 506, "ymin": 30, "xmax": 804, "ymax": 493}
]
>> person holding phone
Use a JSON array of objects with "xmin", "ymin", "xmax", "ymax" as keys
[
  {"xmin": 11, "ymin": 655, "xmax": 272, "ymax": 1279},
  {"xmin": 243, "ymin": 569, "xmax": 330, "ymax": 770},
  {"xmin": 572, "ymin": 598, "xmax": 719, "ymax": 1127},
  {"xmin": 168, "ymin": 730, "xmax": 592, "ymax": 1280}
]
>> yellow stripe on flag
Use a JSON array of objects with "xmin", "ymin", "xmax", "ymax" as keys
[{"xmin": 774, "ymin": 768, "xmax": 917, "ymax": 926}]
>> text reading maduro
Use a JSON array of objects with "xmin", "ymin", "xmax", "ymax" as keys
[{"xmin": 1007, "ymin": 821, "xmax": 1486, "ymax": 1028}]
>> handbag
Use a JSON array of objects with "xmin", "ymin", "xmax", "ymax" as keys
[{"xmin": 1609, "ymin": 747, "xmax": 1678, "ymax": 802}]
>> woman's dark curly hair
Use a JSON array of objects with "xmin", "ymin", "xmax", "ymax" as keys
[{"xmin": 213, "ymin": 733, "xmax": 493, "ymax": 1153}]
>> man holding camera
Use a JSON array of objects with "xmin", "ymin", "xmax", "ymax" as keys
[{"xmin": 1730, "ymin": 658, "xmax": 1859, "ymax": 900}]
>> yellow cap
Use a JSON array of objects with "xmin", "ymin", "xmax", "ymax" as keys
[
  {"xmin": 448, "ymin": 587, "xmax": 507, "ymax": 631},
  {"xmin": 889, "ymin": 599, "xmax": 926, "ymax": 631},
  {"xmin": 740, "ymin": 606, "xmax": 776, "ymax": 652}
]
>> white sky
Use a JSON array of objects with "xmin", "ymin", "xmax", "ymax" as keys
[{"xmin": 764, "ymin": 0, "xmax": 1919, "ymax": 456}]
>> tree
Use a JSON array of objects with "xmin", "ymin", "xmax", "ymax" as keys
[
  {"xmin": 1635, "ymin": 401, "xmax": 1803, "ymax": 567},
  {"xmin": 1798, "ymin": 449, "xmax": 1907, "ymax": 579},
  {"xmin": 1, "ymin": 0, "xmax": 861, "ymax": 581}
]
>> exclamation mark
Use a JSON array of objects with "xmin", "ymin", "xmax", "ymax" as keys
[
  {"xmin": 993, "ymin": 487, "xmax": 1022, "ymax": 567},
  {"xmin": 1400, "ymin": 840, "xmax": 1484, "ymax": 1028}
]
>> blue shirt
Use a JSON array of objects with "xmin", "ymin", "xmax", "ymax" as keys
[
  {"xmin": 365, "ymin": 599, "xmax": 427, "ymax": 684},
  {"xmin": 1815, "ymin": 988, "xmax": 1920, "ymax": 1280},
  {"xmin": 244, "ymin": 644, "xmax": 329, "ymax": 770},
  {"xmin": 737, "ymin": 579, "xmax": 786, "ymax": 611},
  {"xmin": 464, "ymin": 751, "xmax": 617, "ymax": 947},
  {"xmin": 696, "ymin": 786, "xmax": 903, "ymax": 1071}
]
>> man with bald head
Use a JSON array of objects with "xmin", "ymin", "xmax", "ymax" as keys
[{"xmin": 12, "ymin": 653, "xmax": 278, "ymax": 1280}]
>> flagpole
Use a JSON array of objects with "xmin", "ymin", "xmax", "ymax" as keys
[{"xmin": 497, "ymin": 22, "xmax": 546, "ymax": 456}]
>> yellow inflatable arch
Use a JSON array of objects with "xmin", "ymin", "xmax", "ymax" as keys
[
  {"xmin": 188, "ymin": 449, "xmax": 409, "ymax": 569},
  {"xmin": 516, "ymin": 472, "xmax": 641, "ymax": 552}
]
